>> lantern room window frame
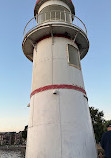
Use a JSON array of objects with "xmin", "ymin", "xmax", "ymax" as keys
[{"xmin": 67, "ymin": 44, "xmax": 81, "ymax": 70}]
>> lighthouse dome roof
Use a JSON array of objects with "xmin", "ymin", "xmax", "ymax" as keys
[{"xmin": 34, "ymin": 0, "xmax": 75, "ymax": 16}]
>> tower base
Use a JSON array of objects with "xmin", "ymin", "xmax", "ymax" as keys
[{"xmin": 26, "ymin": 88, "xmax": 97, "ymax": 158}]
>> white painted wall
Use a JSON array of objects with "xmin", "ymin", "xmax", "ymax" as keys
[
  {"xmin": 26, "ymin": 36, "xmax": 97, "ymax": 158},
  {"xmin": 38, "ymin": 0, "xmax": 70, "ymax": 14},
  {"xmin": 26, "ymin": 89, "xmax": 97, "ymax": 158},
  {"xmin": 31, "ymin": 37, "xmax": 85, "ymax": 92}
]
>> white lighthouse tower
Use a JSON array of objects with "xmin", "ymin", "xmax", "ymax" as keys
[{"xmin": 22, "ymin": 0, "xmax": 97, "ymax": 157}]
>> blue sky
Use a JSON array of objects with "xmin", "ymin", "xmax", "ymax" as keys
[{"xmin": 0, "ymin": 0, "xmax": 111, "ymax": 132}]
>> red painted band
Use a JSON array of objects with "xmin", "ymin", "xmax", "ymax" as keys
[
  {"xmin": 30, "ymin": 84, "xmax": 86, "ymax": 98},
  {"xmin": 35, "ymin": 0, "xmax": 72, "ymax": 9}
]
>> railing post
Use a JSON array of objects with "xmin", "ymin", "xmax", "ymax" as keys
[
  {"xmin": 23, "ymin": 11, "xmax": 87, "ymax": 38},
  {"xmin": 64, "ymin": 11, "xmax": 66, "ymax": 22},
  {"xmin": 55, "ymin": 11, "xmax": 56, "ymax": 21},
  {"xmin": 60, "ymin": 11, "xmax": 61, "ymax": 21},
  {"xmin": 77, "ymin": 17, "xmax": 79, "ymax": 28},
  {"xmin": 50, "ymin": 11, "xmax": 51, "ymax": 21},
  {"xmin": 69, "ymin": 12, "xmax": 72, "ymax": 24}
]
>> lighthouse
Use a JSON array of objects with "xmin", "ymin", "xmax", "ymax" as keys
[{"xmin": 22, "ymin": 0, "xmax": 97, "ymax": 157}]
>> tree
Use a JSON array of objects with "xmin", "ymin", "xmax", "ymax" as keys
[
  {"xmin": 89, "ymin": 107, "xmax": 105, "ymax": 143},
  {"xmin": 22, "ymin": 125, "xmax": 28, "ymax": 140},
  {"xmin": 103, "ymin": 120, "xmax": 111, "ymax": 131}
]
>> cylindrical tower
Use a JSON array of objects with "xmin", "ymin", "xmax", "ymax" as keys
[{"xmin": 22, "ymin": 0, "xmax": 97, "ymax": 157}]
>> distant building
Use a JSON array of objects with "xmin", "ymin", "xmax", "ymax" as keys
[
  {"xmin": 0, "ymin": 133, "xmax": 4, "ymax": 145},
  {"xmin": 14, "ymin": 131, "xmax": 23, "ymax": 145},
  {"xmin": 2, "ymin": 132, "xmax": 16, "ymax": 145},
  {"xmin": 0, "ymin": 132, "xmax": 25, "ymax": 145}
]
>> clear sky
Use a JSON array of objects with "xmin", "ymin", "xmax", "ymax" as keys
[{"xmin": 0, "ymin": 0, "xmax": 111, "ymax": 132}]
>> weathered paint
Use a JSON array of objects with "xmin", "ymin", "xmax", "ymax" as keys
[
  {"xmin": 30, "ymin": 84, "xmax": 86, "ymax": 98},
  {"xmin": 25, "ymin": 37, "xmax": 97, "ymax": 158},
  {"xmin": 34, "ymin": 0, "xmax": 75, "ymax": 16},
  {"xmin": 31, "ymin": 37, "xmax": 84, "ymax": 92},
  {"xmin": 38, "ymin": 0, "xmax": 70, "ymax": 14},
  {"xmin": 26, "ymin": 89, "xmax": 97, "ymax": 158},
  {"xmin": 24, "ymin": 0, "xmax": 97, "ymax": 157}
]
